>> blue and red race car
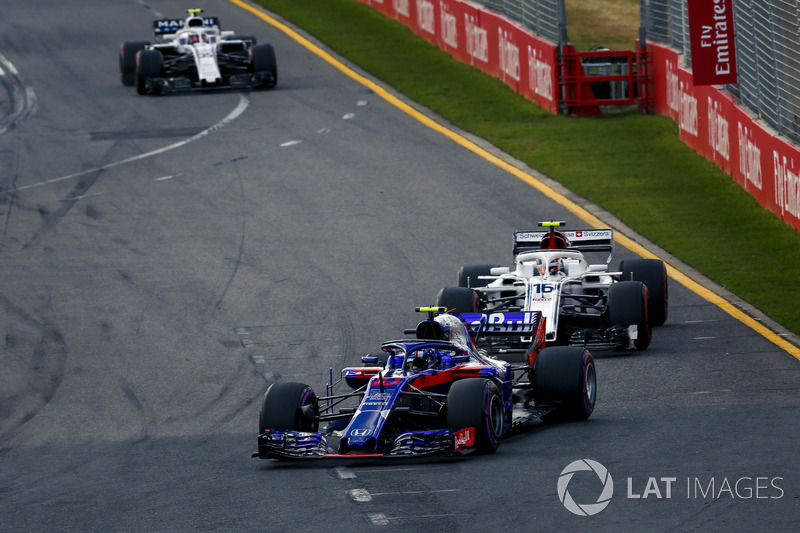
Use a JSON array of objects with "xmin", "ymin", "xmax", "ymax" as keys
[{"xmin": 253, "ymin": 307, "xmax": 596, "ymax": 460}]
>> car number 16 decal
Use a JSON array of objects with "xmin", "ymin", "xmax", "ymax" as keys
[{"xmin": 531, "ymin": 283, "xmax": 556, "ymax": 294}]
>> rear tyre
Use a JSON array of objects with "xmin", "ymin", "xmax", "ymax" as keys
[
  {"xmin": 258, "ymin": 382, "xmax": 318, "ymax": 433},
  {"xmin": 533, "ymin": 346, "xmax": 596, "ymax": 421},
  {"xmin": 447, "ymin": 378, "xmax": 504, "ymax": 453},
  {"xmin": 621, "ymin": 259, "xmax": 668, "ymax": 326},
  {"xmin": 608, "ymin": 280, "xmax": 651, "ymax": 350},
  {"xmin": 436, "ymin": 286, "xmax": 478, "ymax": 313},
  {"xmin": 457, "ymin": 264, "xmax": 499, "ymax": 288},
  {"xmin": 120, "ymin": 41, "xmax": 149, "ymax": 86},
  {"xmin": 249, "ymin": 43, "xmax": 277, "ymax": 89},
  {"xmin": 135, "ymin": 49, "xmax": 163, "ymax": 95}
]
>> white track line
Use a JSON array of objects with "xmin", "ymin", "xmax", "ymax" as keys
[{"xmin": 3, "ymin": 94, "xmax": 249, "ymax": 195}]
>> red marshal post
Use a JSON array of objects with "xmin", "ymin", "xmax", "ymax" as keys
[{"xmin": 687, "ymin": 0, "xmax": 738, "ymax": 86}]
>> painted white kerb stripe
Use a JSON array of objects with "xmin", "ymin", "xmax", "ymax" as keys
[{"xmin": 4, "ymin": 94, "xmax": 250, "ymax": 195}]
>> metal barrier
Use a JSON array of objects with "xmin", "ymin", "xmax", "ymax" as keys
[
  {"xmin": 641, "ymin": 0, "xmax": 800, "ymax": 146},
  {"xmin": 474, "ymin": 0, "xmax": 561, "ymax": 45},
  {"xmin": 475, "ymin": 0, "xmax": 652, "ymax": 115},
  {"xmin": 559, "ymin": 46, "xmax": 651, "ymax": 115}
]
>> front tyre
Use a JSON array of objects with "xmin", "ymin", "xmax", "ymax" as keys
[
  {"xmin": 135, "ymin": 49, "xmax": 163, "ymax": 95},
  {"xmin": 608, "ymin": 280, "xmax": 651, "ymax": 350},
  {"xmin": 621, "ymin": 258, "xmax": 668, "ymax": 326},
  {"xmin": 249, "ymin": 43, "xmax": 277, "ymax": 89},
  {"xmin": 259, "ymin": 382, "xmax": 318, "ymax": 433},
  {"xmin": 447, "ymin": 378, "xmax": 504, "ymax": 454},
  {"xmin": 533, "ymin": 346, "xmax": 596, "ymax": 422},
  {"xmin": 120, "ymin": 41, "xmax": 149, "ymax": 86}
]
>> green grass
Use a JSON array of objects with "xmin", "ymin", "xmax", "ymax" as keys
[
  {"xmin": 254, "ymin": 0, "xmax": 800, "ymax": 337},
  {"xmin": 565, "ymin": 0, "xmax": 642, "ymax": 51}
]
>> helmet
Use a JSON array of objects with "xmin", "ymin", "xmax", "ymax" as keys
[
  {"xmin": 549, "ymin": 257, "xmax": 564, "ymax": 274},
  {"xmin": 540, "ymin": 230, "xmax": 570, "ymax": 250},
  {"xmin": 410, "ymin": 349, "xmax": 440, "ymax": 371},
  {"xmin": 435, "ymin": 313, "xmax": 471, "ymax": 351}
]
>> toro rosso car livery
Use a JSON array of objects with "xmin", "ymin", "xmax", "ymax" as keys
[
  {"xmin": 253, "ymin": 308, "xmax": 595, "ymax": 460},
  {"xmin": 119, "ymin": 8, "xmax": 277, "ymax": 95},
  {"xmin": 436, "ymin": 221, "xmax": 668, "ymax": 352}
]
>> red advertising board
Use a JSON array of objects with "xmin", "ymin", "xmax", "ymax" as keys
[
  {"xmin": 411, "ymin": 0, "xmax": 438, "ymax": 45},
  {"xmin": 521, "ymin": 32, "xmax": 558, "ymax": 112},
  {"xmin": 353, "ymin": 0, "xmax": 561, "ymax": 128},
  {"xmin": 355, "ymin": 0, "xmax": 796, "ymax": 230},
  {"xmin": 687, "ymin": 0, "xmax": 738, "ymax": 85},
  {"xmin": 649, "ymin": 41, "xmax": 800, "ymax": 230}
]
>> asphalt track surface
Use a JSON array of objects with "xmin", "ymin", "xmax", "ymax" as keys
[{"xmin": 1, "ymin": 1, "xmax": 798, "ymax": 531}]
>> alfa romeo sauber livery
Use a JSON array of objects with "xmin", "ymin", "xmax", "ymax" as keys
[
  {"xmin": 253, "ymin": 308, "xmax": 596, "ymax": 460},
  {"xmin": 436, "ymin": 221, "xmax": 668, "ymax": 352},
  {"xmin": 119, "ymin": 8, "xmax": 277, "ymax": 95}
]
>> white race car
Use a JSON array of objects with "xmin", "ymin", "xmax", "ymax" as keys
[
  {"xmin": 436, "ymin": 221, "xmax": 668, "ymax": 352},
  {"xmin": 119, "ymin": 9, "xmax": 277, "ymax": 95}
]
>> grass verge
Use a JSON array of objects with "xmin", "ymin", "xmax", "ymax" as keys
[{"xmin": 253, "ymin": 0, "xmax": 800, "ymax": 338}]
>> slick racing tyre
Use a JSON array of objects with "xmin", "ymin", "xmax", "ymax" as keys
[
  {"xmin": 120, "ymin": 41, "xmax": 149, "ymax": 86},
  {"xmin": 135, "ymin": 49, "xmax": 163, "ymax": 95},
  {"xmin": 533, "ymin": 346, "xmax": 596, "ymax": 422},
  {"xmin": 608, "ymin": 280, "xmax": 651, "ymax": 350},
  {"xmin": 259, "ymin": 382, "xmax": 318, "ymax": 433},
  {"xmin": 620, "ymin": 258, "xmax": 668, "ymax": 326},
  {"xmin": 447, "ymin": 378, "xmax": 504, "ymax": 454},
  {"xmin": 457, "ymin": 264, "xmax": 499, "ymax": 288},
  {"xmin": 436, "ymin": 286, "xmax": 478, "ymax": 314},
  {"xmin": 249, "ymin": 43, "xmax": 277, "ymax": 89}
]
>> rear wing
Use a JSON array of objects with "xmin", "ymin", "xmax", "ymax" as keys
[
  {"xmin": 513, "ymin": 228, "xmax": 614, "ymax": 256},
  {"xmin": 152, "ymin": 16, "xmax": 221, "ymax": 37},
  {"xmin": 459, "ymin": 311, "xmax": 542, "ymax": 336}
]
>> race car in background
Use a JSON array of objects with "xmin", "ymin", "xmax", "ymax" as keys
[
  {"xmin": 253, "ymin": 307, "xmax": 595, "ymax": 460},
  {"xmin": 119, "ymin": 8, "xmax": 277, "ymax": 95},
  {"xmin": 436, "ymin": 221, "xmax": 668, "ymax": 353}
]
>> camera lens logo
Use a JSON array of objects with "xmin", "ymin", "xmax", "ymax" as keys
[{"xmin": 558, "ymin": 459, "xmax": 614, "ymax": 516}]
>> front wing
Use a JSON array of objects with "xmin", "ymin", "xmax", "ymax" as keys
[
  {"xmin": 143, "ymin": 71, "xmax": 274, "ymax": 94},
  {"xmin": 253, "ymin": 427, "xmax": 477, "ymax": 460}
]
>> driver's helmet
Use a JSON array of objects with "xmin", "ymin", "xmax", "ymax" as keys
[
  {"xmin": 410, "ymin": 348, "xmax": 440, "ymax": 371},
  {"xmin": 435, "ymin": 313, "xmax": 471, "ymax": 351},
  {"xmin": 549, "ymin": 257, "xmax": 565, "ymax": 274},
  {"xmin": 189, "ymin": 32, "xmax": 201, "ymax": 44},
  {"xmin": 540, "ymin": 230, "xmax": 570, "ymax": 250}
]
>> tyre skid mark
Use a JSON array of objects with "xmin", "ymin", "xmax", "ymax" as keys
[
  {"xmin": 210, "ymin": 160, "xmax": 247, "ymax": 312},
  {"xmin": 0, "ymin": 94, "xmax": 250, "ymax": 196},
  {"xmin": 0, "ymin": 294, "xmax": 67, "ymax": 445}
]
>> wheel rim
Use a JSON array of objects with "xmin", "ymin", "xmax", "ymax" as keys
[
  {"xmin": 297, "ymin": 389, "xmax": 317, "ymax": 431},
  {"xmin": 487, "ymin": 392, "xmax": 504, "ymax": 438},
  {"xmin": 584, "ymin": 361, "xmax": 597, "ymax": 408}
]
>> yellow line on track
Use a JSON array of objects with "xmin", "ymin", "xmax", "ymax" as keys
[{"xmin": 228, "ymin": 0, "xmax": 800, "ymax": 361}]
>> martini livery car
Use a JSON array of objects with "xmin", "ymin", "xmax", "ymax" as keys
[
  {"xmin": 119, "ymin": 9, "xmax": 277, "ymax": 95},
  {"xmin": 253, "ymin": 308, "xmax": 596, "ymax": 460}
]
